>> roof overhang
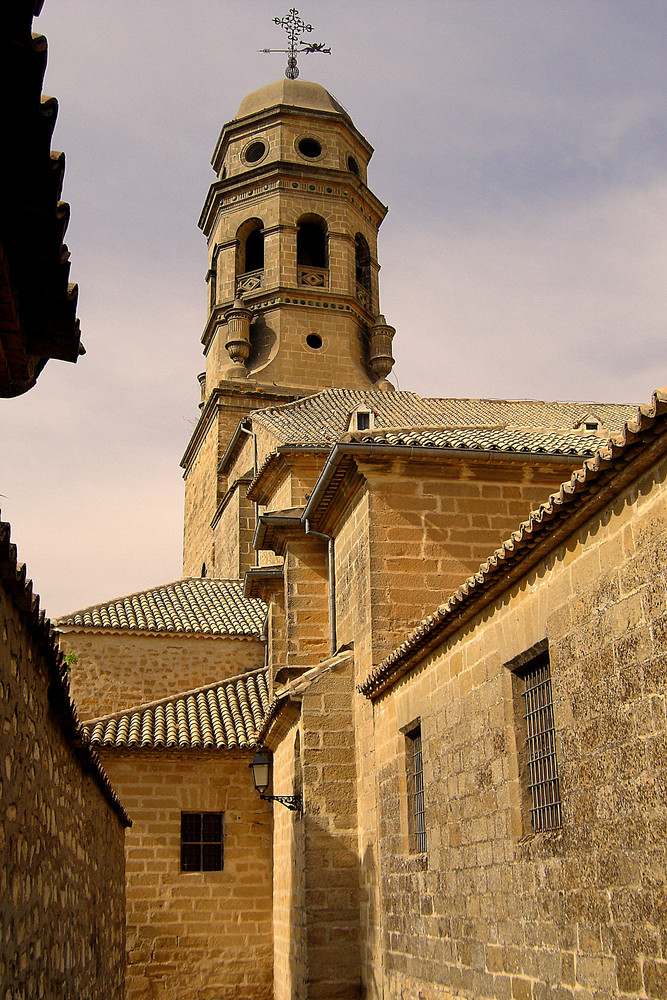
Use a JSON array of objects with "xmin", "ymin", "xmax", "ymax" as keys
[
  {"xmin": 254, "ymin": 507, "xmax": 305, "ymax": 555},
  {"xmin": 302, "ymin": 440, "xmax": 584, "ymax": 530}
]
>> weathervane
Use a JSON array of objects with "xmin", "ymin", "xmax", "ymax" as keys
[{"xmin": 259, "ymin": 8, "xmax": 331, "ymax": 80}]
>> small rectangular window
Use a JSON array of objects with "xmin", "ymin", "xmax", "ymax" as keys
[
  {"xmin": 520, "ymin": 653, "xmax": 562, "ymax": 832},
  {"xmin": 180, "ymin": 812, "xmax": 224, "ymax": 872},
  {"xmin": 406, "ymin": 724, "xmax": 427, "ymax": 854},
  {"xmin": 356, "ymin": 411, "xmax": 371, "ymax": 431}
]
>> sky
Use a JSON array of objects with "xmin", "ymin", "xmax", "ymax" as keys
[{"xmin": 2, "ymin": 0, "xmax": 666, "ymax": 618}]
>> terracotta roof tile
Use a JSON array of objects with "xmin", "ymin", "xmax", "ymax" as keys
[
  {"xmin": 251, "ymin": 388, "xmax": 637, "ymax": 447},
  {"xmin": 83, "ymin": 669, "xmax": 271, "ymax": 750},
  {"xmin": 359, "ymin": 388, "xmax": 667, "ymax": 700},
  {"xmin": 349, "ymin": 426, "xmax": 604, "ymax": 457},
  {"xmin": 56, "ymin": 578, "xmax": 266, "ymax": 637}
]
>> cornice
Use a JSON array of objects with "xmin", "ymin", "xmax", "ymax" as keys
[{"xmin": 199, "ymin": 161, "xmax": 387, "ymax": 236}]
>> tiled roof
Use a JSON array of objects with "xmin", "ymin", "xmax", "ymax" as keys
[
  {"xmin": 359, "ymin": 389, "xmax": 667, "ymax": 700},
  {"xmin": 0, "ymin": 516, "xmax": 130, "ymax": 825},
  {"xmin": 349, "ymin": 426, "xmax": 604, "ymax": 457},
  {"xmin": 251, "ymin": 388, "xmax": 637, "ymax": 447},
  {"xmin": 83, "ymin": 670, "xmax": 270, "ymax": 750},
  {"xmin": 56, "ymin": 578, "xmax": 266, "ymax": 637}
]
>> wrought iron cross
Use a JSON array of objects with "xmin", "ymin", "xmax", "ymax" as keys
[{"xmin": 259, "ymin": 8, "xmax": 331, "ymax": 80}]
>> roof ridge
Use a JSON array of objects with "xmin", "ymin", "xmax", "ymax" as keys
[
  {"xmin": 55, "ymin": 576, "xmax": 245, "ymax": 621},
  {"xmin": 82, "ymin": 666, "xmax": 270, "ymax": 726}
]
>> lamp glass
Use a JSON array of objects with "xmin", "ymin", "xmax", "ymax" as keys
[{"xmin": 250, "ymin": 749, "xmax": 271, "ymax": 793}]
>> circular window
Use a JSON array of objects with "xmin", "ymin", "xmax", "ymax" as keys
[
  {"xmin": 245, "ymin": 140, "xmax": 267, "ymax": 164},
  {"xmin": 298, "ymin": 137, "xmax": 322, "ymax": 159},
  {"xmin": 347, "ymin": 155, "xmax": 360, "ymax": 176},
  {"xmin": 306, "ymin": 333, "xmax": 323, "ymax": 350}
]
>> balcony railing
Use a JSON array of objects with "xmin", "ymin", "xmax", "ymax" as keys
[
  {"xmin": 236, "ymin": 269, "xmax": 263, "ymax": 295},
  {"xmin": 298, "ymin": 266, "xmax": 328, "ymax": 289}
]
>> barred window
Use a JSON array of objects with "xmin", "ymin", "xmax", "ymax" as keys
[
  {"xmin": 520, "ymin": 653, "xmax": 562, "ymax": 832},
  {"xmin": 406, "ymin": 724, "xmax": 427, "ymax": 854},
  {"xmin": 180, "ymin": 812, "xmax": 224, "ymax": 872}
]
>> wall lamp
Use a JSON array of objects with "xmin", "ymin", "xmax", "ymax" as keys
[{"xmin": 249, "ymin": 748, "xmax": 302, "ymax": 813}]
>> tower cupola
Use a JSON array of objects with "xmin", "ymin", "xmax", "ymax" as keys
[{"xmin": 198, "ymin": 78, "xmax": 395, "ymax": 396}]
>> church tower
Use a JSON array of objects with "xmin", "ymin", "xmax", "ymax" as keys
[{"xmin": 181, "ymin": 78, "xmax": 396, "ymax": 576}]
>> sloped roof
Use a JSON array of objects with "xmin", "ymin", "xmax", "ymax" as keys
[
  {"xmin": 347, "ymin": 426, "xmax": 604, "ymax": 457},
  {"xmin": 83, "ymin": 669, "xmax": 270, "ymax": 750},
  {"xmin": 56, "ymin": 578, "xmax": 266, "ymax": 637},
  {"xmin": 359, "ymin": 389, "xmax": 667, "ymax": 700},
  {"xmin": 0, "ymin": 516, "xmax": 130, "ymax": 825},
  {"xmin": 250, "ymin": 388, "xmax": 637, "ymax": 448}
]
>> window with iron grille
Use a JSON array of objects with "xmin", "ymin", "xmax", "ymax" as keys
[
  {"xmin": 406, "ymin": 724, "xmax": 427, "ymax": 854},
  {"xmin": 180, "ymin": 812, "xmax": 224, "ymax": 872},
  {"xmin": 520, "ymin": 652, "xmax": 562, "ymax": 832}
]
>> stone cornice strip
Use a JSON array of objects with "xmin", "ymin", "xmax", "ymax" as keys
[{"xmin": 359, "ymin": 389, "xmax": 667, "ymax": 700}]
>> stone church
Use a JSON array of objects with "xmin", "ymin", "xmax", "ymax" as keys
[{"xmin": 56, "ymin": 75, "xmax": 667, "ymax": 1000}]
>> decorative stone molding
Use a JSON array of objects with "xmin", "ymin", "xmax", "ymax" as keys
[
  {"xmin": 224, "ymin": 297, "xmax": 253, "ymax": 378},
  {"xmin": 368, "ymin": 314, "xmax": 395, "ymax": 383},
  {"xmin": 355, "ymin": 283, "xmax": 371, "ymax": 312},
  {"xmin": 298, "ymin": 266, "xmax": 328, "ymax": 288},
  {"xmin": 236, "ymin": 269, "xmax": 263, "ymax": 295}
]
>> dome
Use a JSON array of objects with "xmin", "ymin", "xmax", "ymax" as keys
[{"xmin": 235, "ymin": 79, "xmax": 351, "ymax": 121}]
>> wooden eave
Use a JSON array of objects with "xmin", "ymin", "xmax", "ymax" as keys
[{"xmin": 1, "ymin": 10, "xmax": 82, "ymax": 395}]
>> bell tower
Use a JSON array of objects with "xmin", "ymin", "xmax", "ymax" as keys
[
  {"xmin": 181, "ymin": 78, "xmax": 396, "ymax": 576},
  {"xmin": 198, "ymin": 78, "xmax": 395, "ymax": 395}
]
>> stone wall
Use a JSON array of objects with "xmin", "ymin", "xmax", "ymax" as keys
[
  {"xmin": 100, "ymin": 749, "xmax": 273, "ymax": 1000},
  {"xmin": 361, "ymin": 451, "xmax": 667, "ymax": 1000},
  {"xmin": 212, "ymin": 478, "xmax": 256, "ymax": 578},
  {"xmin": 361, "ymin": 456, "xmax": 581, "ymax": 664},
  {"xmin": 268, "ymin": 655, "xmax": 361, "ymax": 1000},
  {"xmin": 1, "ymin": 522, "xmax": 128, "ymax": 999},
  {"xmin": 59, "ymin": 630, "xmax": 264, "ymax": 720}
]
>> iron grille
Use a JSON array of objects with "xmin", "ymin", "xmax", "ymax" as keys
[
  {"xmin": 522, "ymin": 655, "xmax": 562, "ymax": 832},
  {"xmin": 409, "ymin": 725, "xmax": 427, "ymax": 853}
]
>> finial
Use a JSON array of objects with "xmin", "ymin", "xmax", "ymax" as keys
[{"xmin": 259, "ymin": 8, "xmax": 331, "ymax": 80}]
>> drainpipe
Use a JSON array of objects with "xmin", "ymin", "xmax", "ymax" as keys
[
  {"xmin": 240, "ymin": 423, "xmax": 259, "ymax": 566},
  {"xmin": 304, "ymin": 519, "xmax": 336, "ymax": 657}
]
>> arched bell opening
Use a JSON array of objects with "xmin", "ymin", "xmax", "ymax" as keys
[
  {"xmin": 236, "ymin": 218, "xmax": 264, "ymax": 295},
  {"xmin": 297, "ymin": 214, "xmax": 328, "ymax": 289},
  {"xmin": 354, "ymin": 233, "xmax": 372, "ymax": 312}
]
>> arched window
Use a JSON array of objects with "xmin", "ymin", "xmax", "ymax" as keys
[
  {"xmin": 236, "ymin": 219, "xmax": 264, "ymax": 293},
  {"xmin": 297, "ymin": 215, "xmax": 328, "ymax": 270},
  {"xmin": 355, "ymin": 234, "xmax": 371, "ymax": 293}
]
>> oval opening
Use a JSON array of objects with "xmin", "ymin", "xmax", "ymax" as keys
[
  {"xmin": 347, "ymin": 155, "xmax": 360, "ymax": 176},
  {"xmin": 306, "ymin": 333, "xmax": 323, "ymax": 350},
  {"xmin": 298, "ymin": 137, "xmax": 322, "ymax": 158},
  {"xmin": 245, "ymin": 141, "xmax": 266, "ymax": 164}
]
